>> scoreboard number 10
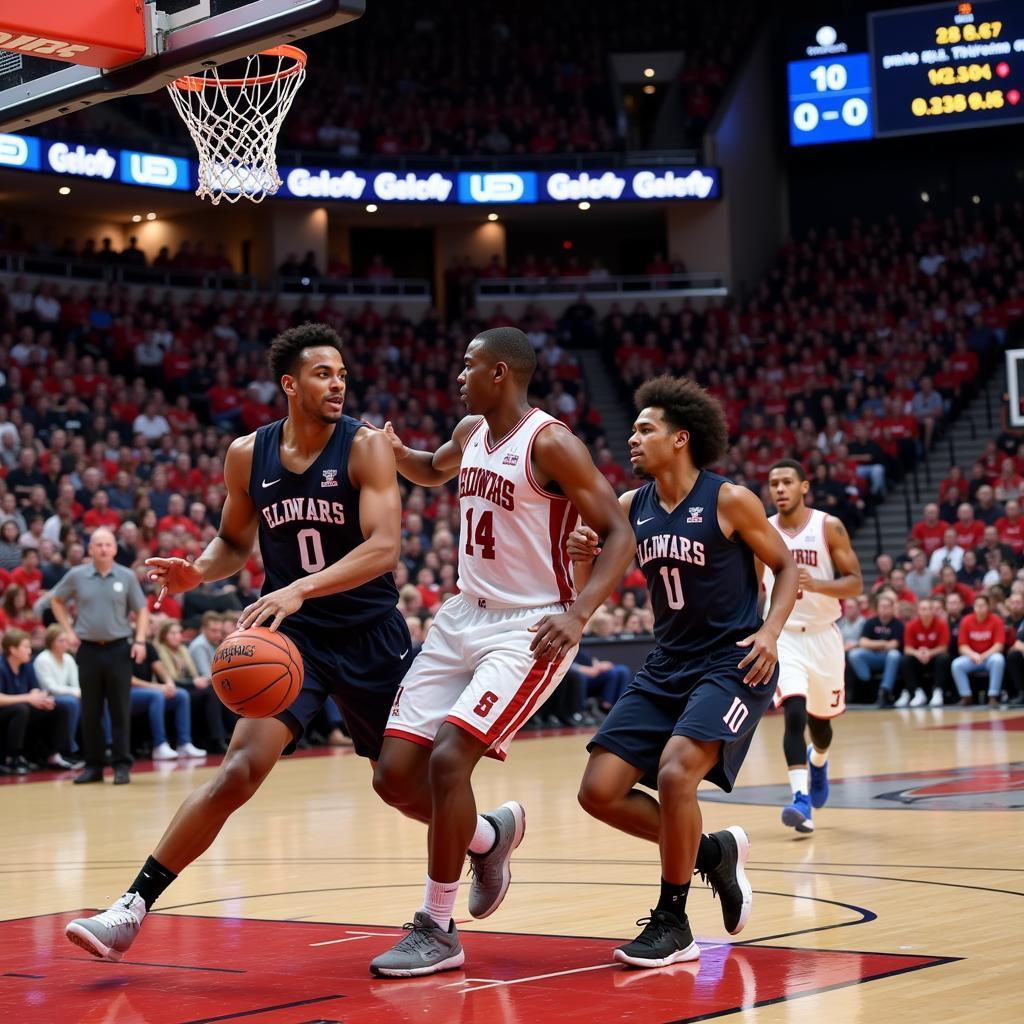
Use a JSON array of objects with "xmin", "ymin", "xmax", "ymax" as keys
[{"xmin": 810, "ymin": 63, "xmax": 849, "ymax": 91}]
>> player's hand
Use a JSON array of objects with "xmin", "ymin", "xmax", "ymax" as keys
[
  {"xmin": 65, "ymin": 631, "xmax": 81, "ymax": 653},
  {"xmin": 736, "ymin": 627, "xmax": 779, "ymax": 686},
  {"xmin": 566, "ymin": 525, "xmax": 601, "ymax": 562},
  {"xmin": 380, "ymin": 421, "xmax": 409, "ymax": 462},
  {"xmin": 796, "ymin": 568, "xmax": 816, "ymax": 593},
  {"xmin": 238, "ymin": 584, "xmax": 305, "ymax": 633},
  {"xmin": 145, "ymin": 557, "xmax": 204, "ymax": 609},
  {"xmin": 529, "ymin": 608, "xmax": 586, "ymax": 663},
  {"xmin": 919, "ymin": 649, "xmax": 930, "ymax": 664},
  {"xmin": 131, "ymin": 641, "xmax": 147, "ymax": 664}
]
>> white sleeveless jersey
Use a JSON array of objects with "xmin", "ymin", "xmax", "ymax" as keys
[
  {"xmin": 456, "ymin": 408, "xmax": 576, "ymax": 609},
  {"xmin": 763, "ymin": 508, "xmax": 842, "ymax": 630}
]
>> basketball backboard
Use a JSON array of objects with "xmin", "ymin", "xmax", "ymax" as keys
[{"xmin": 0, "ymin": 0, "xmax": 363, "ymax": 132}]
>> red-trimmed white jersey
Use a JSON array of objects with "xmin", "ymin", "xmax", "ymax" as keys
[
  {"xmin": 764, "ymin": 507, "xmax": 841, "ymax": 630},
  {"xmin": 456, "ymin": 408, "xmax": 577, "ymax": 609}
]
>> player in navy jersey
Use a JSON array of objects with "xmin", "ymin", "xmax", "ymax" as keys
[
  {"xmin": 569, "ymin": 375, "xmax": 798, "ymax": 969},
  {"xmin": 65, "ymin": 323, "xmax": 412, "ymax": 963}
]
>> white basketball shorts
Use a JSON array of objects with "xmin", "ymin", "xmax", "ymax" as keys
[
  {"xmin": 384, "ymin": 595, "xmax": 578, "ymax": 760},
  {"xmin": 774, "ymin": 624, "xmax": 847, "ymax": 718}
]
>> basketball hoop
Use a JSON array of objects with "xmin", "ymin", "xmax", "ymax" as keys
[{"xmin": 167, "ymin": 45, "xmax": 307, "ymax": 205}]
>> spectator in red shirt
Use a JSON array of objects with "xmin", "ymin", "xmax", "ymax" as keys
[
  {"xmin": 157, "ymin": 494, "xmax": 194, "ymax": 537},
  {"xmin": 996, "ymin": 498, "xmax": 1024, "ymax": 555},
  {"xmin": 951, "ymin": 594, "xmax": 1005, "ymax": 706},
  {"xmin": 909, "ymin": 502, "xmax": 949, "ymax": 558},
  {"xmin": 82, "ymin": 490, "xmax": 122, "ymax": 533},
  {"xmin": 939, "ymin": 465, "xmax": 966, "ymax": 505},
  {"xmin": 886, "ymin": 569, "xmax": 917, "ymax": 606},
  {"xmin": 2, "ymin": 584, "xmax": 41, "ymax": 634},
  {"xmin": 953, "ymin": 502, "xmax": 985, "ymax": 550},
  {"xmin": 595, "ymin": 448, "xmax": 626, "ymax": 491},
  {"xmin": 207, "ymin": 370, "xmax": 243, "ymax": 430},
  {"xmin": 9, "ymin": 548, "xmax": 43, "ymax": 604},
  {"xmin": 932, "ymin": 564, "xmax": 975, "ymax": 606},
  {"xmin": 240, "ymin": 383, "xmax": 274, "ymax": 433},
  {"xmin": 994, "ymin": 457, "xmax": 1024, "ymax": 503},
  {"xmin": 900, "ymin": 597, "xmax": 951, "ymax": 706}
]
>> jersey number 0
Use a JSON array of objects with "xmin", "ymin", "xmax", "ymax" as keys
[{"xmin": 297, "ymin": 527, "xmax": 326, "ymax": 573}]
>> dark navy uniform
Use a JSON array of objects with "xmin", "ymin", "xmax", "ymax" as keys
[
  {"xmin": 590, "ymin": 471, "xmax": 777, "ymax": 791},
  {"xmin": 250, "ymin": 416, "xmax": 411, "ymax": 758}
]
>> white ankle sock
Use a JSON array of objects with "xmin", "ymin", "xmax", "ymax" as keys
[
  {"xmin": 422, "ymin": 876, "xmax": 459, "ymax": 930},
  {"xmin": 788, "ymin": 768, "xmax": 808, "ymax": 796},
  {"xmin": 468, "ymin": 814, "xmax": 497, "ymax": 855},
  {"xmin": 809, "ymin": 747, "xmax": 828, "ymax": 768}
]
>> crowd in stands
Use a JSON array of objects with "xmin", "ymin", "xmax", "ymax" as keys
[
  {"xmin": 2, "ymin": 197, "xmax": 1023, "ymax": 769},
  {"xmin": 44, "ymin": 1, "xmax": 757, "ymax": 159},
  {"xmin": 847, "ymin": 410, "xmax": 1024, "ymax": 710}
]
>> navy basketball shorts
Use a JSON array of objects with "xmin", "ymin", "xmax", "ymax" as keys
[
  {"xmin": 275, "ymin": 609, "xmax": 413, "ymax": 760},
  {"xmin": 588, "ymin": 644, "xmax": 777, "ymax": 792}
]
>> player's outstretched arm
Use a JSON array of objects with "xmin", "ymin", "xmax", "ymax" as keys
[
  {"xmin": 381, "ymin": 416, "xmax": 481, "ymax": 487},
  {"xmin": 801, "ymin": 516, "xmax": 862, "ymax": 600},
  {"xmin": 237, "ymin": 429, "xmax": 403, "ymax": 631},
  {"xmin": 146, "ymin": 435, "xmax": 258, "ymax": 606},
  {"xmin": 529, "ymin": 429, "xmax": 636, "ymax": 662},
  {"xmin": 720, "ymin": 483, "xmax": 799, "ymax": 686},
  {"xmin": 567, "ymin": 490, "xmax": 638, "ymax": 592}
]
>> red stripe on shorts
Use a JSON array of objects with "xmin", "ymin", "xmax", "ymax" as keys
[
  {"xmin": 484, "ymin": 658, "xmax": 552, "ymax": 742},
  {"xmin": 492, "ymin": 660, "xmax": 562, "ymax": 749}
]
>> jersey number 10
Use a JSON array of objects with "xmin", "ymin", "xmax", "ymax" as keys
[{"xmin": 660, "ymin": 566, "xmax": 685, "ymax": 610}]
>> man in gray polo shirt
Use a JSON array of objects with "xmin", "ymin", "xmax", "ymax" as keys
[{"xmin": 50, "ymin": 528, "xmax": 148, "ymax": 785}]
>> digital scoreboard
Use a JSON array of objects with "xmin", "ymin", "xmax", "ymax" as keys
[{"xmin": 786, "ymin": 1, "xmax": 1024, "ymax": 146}]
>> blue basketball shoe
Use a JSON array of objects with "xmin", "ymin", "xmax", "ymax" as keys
[
  {"xmin": 807, "ymin": 745, "xmax": 830, "ymax": 809},
  {"xmin": 781, "ymin": 792, "xmax": 814, "ymax": 833}
]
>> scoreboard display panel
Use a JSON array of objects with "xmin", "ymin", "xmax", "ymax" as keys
[
  {"xmin": 871, "ymin": 0, "xmax": 1024, "ymax": 136},
  {"xmin": 786, "ymin": 1, "xmax": 1024, "ymax": 146}
]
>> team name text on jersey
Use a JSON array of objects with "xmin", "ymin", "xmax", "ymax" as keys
[
  {"xmin": 637, "ymin": 532, "xmax": 706, "ymax": 568},
  {"xmin": 458, "ymin": 466, "xmax": 516, "ymax": 511},
  {"xmin": 261, "ymin": 497, "xmax": 346, "ymax": 529}
]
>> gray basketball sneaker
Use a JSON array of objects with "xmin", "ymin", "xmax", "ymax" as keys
[
  {"xmin": 65, "ymin": 891, "xmax": 147, "ymax": 962},
  {"xmin": 468, "ymin": 800, "xmax": 526, "ymax": 919},
  {"xmin": 369, "ymin": 911, "xmax": 465, "ymax": 977}
]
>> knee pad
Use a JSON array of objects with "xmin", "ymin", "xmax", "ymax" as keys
[
  {"xmin": 783, "ymin": 697, "xmax": 807, "ymax": 765},
  {"xmin": 807, "ymin": 715, "xmax": 833, "ymax": 751}
]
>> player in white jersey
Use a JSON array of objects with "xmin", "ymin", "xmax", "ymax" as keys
[
  {"xmin": 763, "ymin": 460, "xmax": 862, "ymax": 834},
  {"xmin": 369, "ymin": 327, "xmax": 635, "ymax": 977}
]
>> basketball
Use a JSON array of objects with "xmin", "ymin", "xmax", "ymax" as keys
[{"xmin": 211, "ymin": 627, "xmax": 303, "ymax": 719}]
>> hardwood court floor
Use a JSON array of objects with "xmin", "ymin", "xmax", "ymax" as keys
[{"xmin": 1, "ymin": 706, "xmax": 1021, "ymax": 1023}]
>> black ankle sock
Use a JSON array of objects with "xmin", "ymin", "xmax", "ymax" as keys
[
  {"xmin": 482, "ymin": 814, "xmax": 500, "ymax": 856},
  {"xmin": 694, "ymin": 833, "xmax": 723, "ymax": 874},
  {"xmin": 656, "ymin": 879, "xmax": 689, "ymax": 918},
  {"xmin": 128, "ymin": 855, "xmax": 178, "ymax": 911}
]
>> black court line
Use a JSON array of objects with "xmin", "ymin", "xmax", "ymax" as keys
[
  {"xmin": 176, "ymin": 994, "xmax": 344, "ymax": 1024},
  {"xmin": 746, "ymin": 867, "xmax": 1024, "ymax": 898},
  {"xmin": 149, "ymin": 882, "xmax": 877, "ymax": 949},
  {"xmin": 663, "ymin": 955, "xmax": 962, "ymax": 1024},
  {"xmin": 2, "ymin": 972, "xmax": 44, "ymax": 978}
]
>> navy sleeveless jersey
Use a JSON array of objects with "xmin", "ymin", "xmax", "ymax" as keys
[
  {"xmin": 630, "ymin": 471, "xmax": 761, "ymax": 657},
  {"xmin": 249, "ymin": 416, "xmax": 398, "ymax": 632}
]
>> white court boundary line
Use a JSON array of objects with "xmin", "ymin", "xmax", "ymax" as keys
[{"xmin": 441, "ymin": 943, "xmax": 724, "ymax": 991}]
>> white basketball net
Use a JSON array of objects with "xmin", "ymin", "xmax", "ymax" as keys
[{"xmin": 167, "ymin": 47, "xmax": 306, "ymax": 205}]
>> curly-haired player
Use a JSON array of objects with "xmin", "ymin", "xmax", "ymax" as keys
[{"xmin": 569, "ymin": 375, "xmax": 798, "ymax": 969}]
